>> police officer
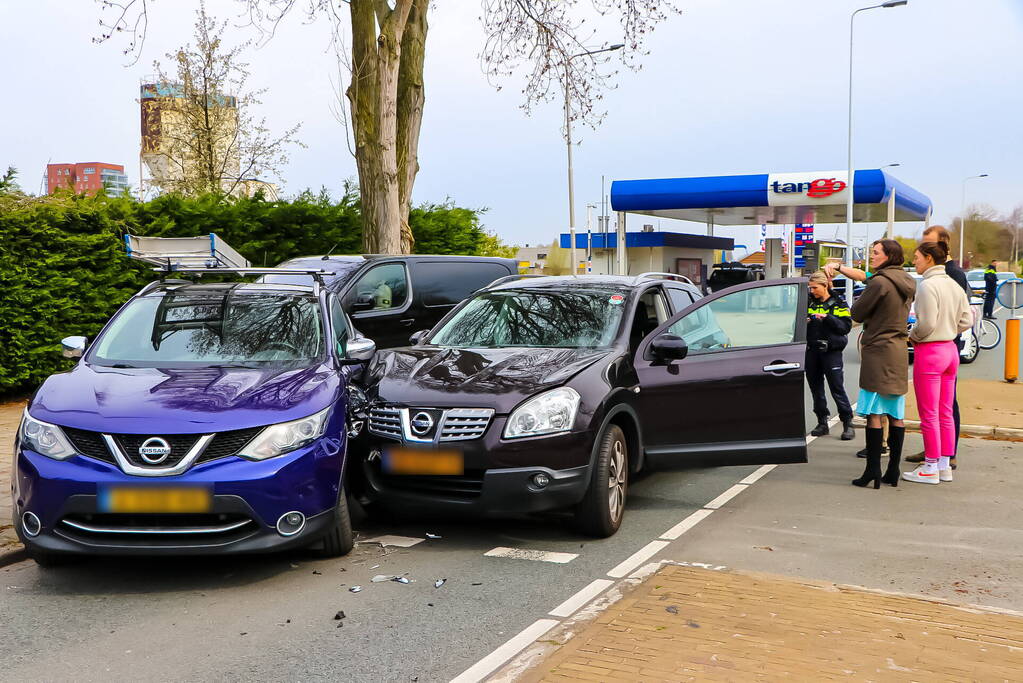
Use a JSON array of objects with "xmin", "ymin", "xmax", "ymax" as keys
[
  {"xmin": 806, "ymin": 271, "xmax": 855, "ymax": 439},
  {"xmin": 983, "ymin": 261, "xmax": 998, "ymax": 320}
]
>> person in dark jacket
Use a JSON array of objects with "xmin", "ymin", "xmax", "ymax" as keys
[
  {"xmin": 806, "ymin": 271, "xmax": 854, "ymax": 439},
  {"xmin": 983, "ymin": 261, "xmax": 998, "ymax": 319},
  {"xmin": 849, "ymin": 239, "xmax": 916, "ymax": 489}
]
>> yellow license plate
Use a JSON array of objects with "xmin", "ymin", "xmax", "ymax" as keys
[
  {"xmin": 100, "ymin": 487, "xmax": 212, "ymax": 513},
  {"xmin": 383, "ymin": 448, "xmax": 464, "ymax": 476}
]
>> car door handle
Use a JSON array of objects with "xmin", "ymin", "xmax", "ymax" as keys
[
  {"xmin": 763, "ymin": 362, "xmax": 801, "ymax": 373},
  {"xmin": 399, "ymin": 318, "xmax": 415, "ymax": 327}
]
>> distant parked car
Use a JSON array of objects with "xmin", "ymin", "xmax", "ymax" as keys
[
  {"xmin": 261, "ymin": 255, "xmax": 517, "ymax": 349},
  {"xmin": 966, "ymin": 268, "xmax": 1014, "ymax": 297}
]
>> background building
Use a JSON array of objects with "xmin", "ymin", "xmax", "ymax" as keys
[{"xmin": 46, "ymin": 162, "xmax": 128, "ymax": 195}]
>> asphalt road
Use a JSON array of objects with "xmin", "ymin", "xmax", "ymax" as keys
[{"xmin": 1, "ymin": 310, "xmax": 1016, "ymax": 682}]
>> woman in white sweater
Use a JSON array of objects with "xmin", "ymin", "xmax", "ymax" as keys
[{"xmin": 902, "ymin": 241, "xmax": 973, "ymax": 485}]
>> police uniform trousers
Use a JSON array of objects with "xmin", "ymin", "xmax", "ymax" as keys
[{"xmin": 805, "ymin": 348, "xmax": 853, "ymax": 422}]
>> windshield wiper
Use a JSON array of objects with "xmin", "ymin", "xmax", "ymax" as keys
[{"xmin": 109, "ymin": 363, "xmax": 138, "ymax": 369}]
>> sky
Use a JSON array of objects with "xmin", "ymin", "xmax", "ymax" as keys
[{"xmin": 2, "ymin": 0, "xmax": 1021, "ymax": 253}]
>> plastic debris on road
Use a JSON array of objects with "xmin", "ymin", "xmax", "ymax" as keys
[
  {"xmin": 426, "ymin": 533, "xmax": 442, "ymax": 539},
  {"xmin": 371, "ymin": 575, "xmax": 392, "ymax": 583},
  {"xmin": 370, "ymin": 564, "xmax": 380, "ymax": 569},
  {"xmin": 392, "ymin": 576, "xmax": 410, "ymax": 584},
  {"xmin": 349, "ymin": 586, "xmax": 362, "ymax": 593},
  {"xmin": 434, "ymin": 579, "xmax": 446, "ymax": 588}
]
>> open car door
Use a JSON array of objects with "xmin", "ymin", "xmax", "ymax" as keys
[{"xmin": 633, "ymin": 278, "xmax": 808, "ymax": 468}]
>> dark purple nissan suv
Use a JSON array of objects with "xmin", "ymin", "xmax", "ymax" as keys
[{"xmin": 13, "ymin": 279, "xmax": 374, "ymax": 565}]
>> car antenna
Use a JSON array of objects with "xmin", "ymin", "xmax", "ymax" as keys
[{"xmin": 322, "ymin": 243, "xmax": 339, "ymax": 260}]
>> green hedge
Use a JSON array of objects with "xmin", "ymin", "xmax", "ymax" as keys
[{"xmin": 0, "ymin": 188, "xmax": 512, "ymax": 395}]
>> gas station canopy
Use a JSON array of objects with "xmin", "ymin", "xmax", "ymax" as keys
[{"xmin": 610, "ymin": 169, "xmax": 931, "ymax": 225}]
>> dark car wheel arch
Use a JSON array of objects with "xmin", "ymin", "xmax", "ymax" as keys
[{"xmin": 589, "ymin": 403, "xmax": 644, "ymax": 475}]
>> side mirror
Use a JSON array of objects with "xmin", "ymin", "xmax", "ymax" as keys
[
  {"xmin": 351, "ymin": 293, "xmax": 375, "ymax": 312},
  {"xmin": 61, "ymin": 336, "xmax": 88, "ymax": 359},
  {"xmin": 650, "ymin": 333, "xmax": 688, "ymax": 364},
  {"xmin": 409, "ymin": 329, "xmax": 430, "ymax": 346},
  {"xmin": 342, "ymin": 336, "xmax": 376, "ymax": 363}
]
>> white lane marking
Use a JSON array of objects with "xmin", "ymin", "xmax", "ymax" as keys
[
  {"xmin": 659, "ymin": 508, "xmax": 714, "ymax": 540},
  {"xmin": 548, "ymin": 579, "xmax": 614, "ymax": 618},
  {"xmin": 739, "ymin": 464, "xmax": 777, "ymax": 486},
  {"xmin": 484, "ymin": 547, "xmax": 579, "ymax": 564},
  {"xmin": 360, "ymin": 535, "xmax": 424, "ymax": 548},
  {"xmin": 607, "ymin": 540, "xmax": 670, "ymax": 578},
  {"xmin": 703, "ymin": 483, "xmax": 748, "ymax": 510},
  {"xmin": 449, "ymin": 618, "xmax": 560, "ymax": 683}
]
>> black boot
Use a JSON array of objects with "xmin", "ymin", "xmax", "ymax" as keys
[
  {"xmin": 811, "ymin": 417, "xmax": 830, "ymax": 437},
  {"xmin": 882, "ymin": 425, "xmax": 905, "ymax": 486},
  {"xmin": 852, "ymin": 427, "xmax": 883, "ymax": 488},
  {"xmin": 840, "ymin": 416, "xmax": 855, "ymax": 441}
]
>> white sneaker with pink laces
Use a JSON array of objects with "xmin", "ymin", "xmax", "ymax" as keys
[{"xmin": 902, "ymin": 464, "xmax": 940, "ymax": 485}]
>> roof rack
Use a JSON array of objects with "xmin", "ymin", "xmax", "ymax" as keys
[
  {"xmin": 484, "ymin": 273, "xmax": 547, "ymax": 288},
  {"xmin": 633, "ymin": 272, "xmax": 695, "ymax": 286},
  {"xmin": 124, "ymin": 234, "xmax": 331, "ymax": 294}
]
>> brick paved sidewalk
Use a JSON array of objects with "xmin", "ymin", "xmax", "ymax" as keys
[{"xmin": 523, "ymin": 564, "xmax": 1023, "ymax": 682}]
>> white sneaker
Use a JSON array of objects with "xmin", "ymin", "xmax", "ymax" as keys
[
  {"xmin": 939, "ymin": 469, "xmax": 953, "ymax": 482},
  {"xmin": 902, "ymin": 465, "xmax": 940, "ymax": 485}
]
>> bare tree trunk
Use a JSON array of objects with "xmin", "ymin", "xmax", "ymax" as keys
[
  {"xmin": 396, "ymin": 0, "xmax": 427, "ymax": 254},
  {"xmin": 347, "ymin": 0, "xmax": 414, "ymax": 255}
]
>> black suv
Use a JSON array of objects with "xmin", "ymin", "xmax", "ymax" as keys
[
  {"xmin": 354, "ymin": 274, "xmax": 810, "ymax": 537},
  {"xmin": 262, "ymin": 255, "xmax": 517, "ymax": 349}
]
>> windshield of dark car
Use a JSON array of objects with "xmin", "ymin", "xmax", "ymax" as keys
[
  {"xmin": 428, "ymin": 289, "xmax": 627, "ymax": 349},
  {"xmin": 90, "ymin": 292, "xmax": 324, "ymax": 367}
]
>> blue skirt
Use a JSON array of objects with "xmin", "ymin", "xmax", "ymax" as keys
[{"xmin": 856, "ymin": 389, "xmax": 905, "ymax": 419}]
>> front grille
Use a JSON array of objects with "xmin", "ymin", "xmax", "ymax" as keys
[
  {"xmin": 61, "ymin": 425, "xmax": 259, "ymax": 470},
  {"xmin": 197, "ymin": 426, "xmax": 262, "ymax": 463},
  {"xmin": 56, "ymin": 513, "xmax": 258, "ymax": 547},
  {"xmin": 63, "ymin": 427, "xmax": 116, "ymax": 465},
  {"xmin": 369, "ymin": 407, "xmax": 402, "ymax": 439},
  {"xmin": 439, "ymin": 409, "xmax": 493, "ymax": 441},
  {"xmin": 368, "ymin": 407, "xmax": 494, "ymax": 442},
  {"xmin": 374, "ymin": 468, "xmax": 485, "ymax": 499},
  {"xmin": 114, "ymin": 434, "xmax": 201, "ymax": 468}
]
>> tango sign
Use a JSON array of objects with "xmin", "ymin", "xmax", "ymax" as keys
[{"xmin": 767, "ymin": 171, "xmax": 850, "ymax": 207}]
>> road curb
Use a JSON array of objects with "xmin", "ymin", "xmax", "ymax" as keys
[
  {"xmin": 850, "ymin": 417, "xmax": 1022, "ymax": 441},
  {"xmin": 0, "ymin": 545, "xmax": 27, "ymax": 568}
]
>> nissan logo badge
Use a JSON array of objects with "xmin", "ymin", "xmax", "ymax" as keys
[
  {"xmin": 138, "ymin": 437, "xmax": 172, "ymax": 464},
  {"xmin": 410, "ymin": 412, "xmax": 434, "ymax": 436}
]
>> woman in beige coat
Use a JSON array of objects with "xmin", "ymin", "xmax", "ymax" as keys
[{"xmin": 849, "ymin": 239, "xmax": 916, "ymax": 488}]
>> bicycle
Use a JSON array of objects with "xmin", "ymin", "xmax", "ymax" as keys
[{"xmin": 978, "ymin": 317, "xmax": 1002, "ymax": 350}]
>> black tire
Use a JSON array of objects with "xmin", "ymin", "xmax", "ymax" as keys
[
  {"xmin": 960, "ymin": 333, "xmax": 979, "ymax": 364},
  {"xmin": 315, "ymin": 487, "xmax": 355, "ymax": 558},
  {"xmin": 574, "ymin": 424, "xmax": 628, "ymax": 538}
]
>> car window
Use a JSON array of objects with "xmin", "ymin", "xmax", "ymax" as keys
[
  {"xmin": 666, "ymin": 287, "xmax": 694, "ymax": 313},
  {"xmin": 630, "ymin": 287, "xmax": 669, "ymax": 350},
  {"xmin": 666, "ymin": 284, "xmax": 799, "ymax": 354},
  {"xmin": 415, "ymin": 261, "xmax": 511, "ymax": 307},
  {"xmin": 349, "ymin": 263, "xmax": 408, "ymax": 311},
  {"xmin": 329, "ymin": 296, "xmax": 350, "ymax": 355}
]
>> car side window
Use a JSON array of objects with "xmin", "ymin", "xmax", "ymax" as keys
[
  {"xmin": 666, "ymin": 287, "xmax": 694, "ymax": 313},
  {"xmin": 667, "ymin": 284, "xmax": 799, "ymax": 354},
  {"xmin": 630, "ymin": 287, "xmax": 669, "ymax": 350},
  {"xmin": 329, "ymin": 296, "xmax": 350, "ymax": 356},
  {"xmin": 350, "ymin": 263, "xmax": 408, "ymax": 311},
  {"xmin": 415, "ymin": 262, "xmax": 512, "ymax": 307}
]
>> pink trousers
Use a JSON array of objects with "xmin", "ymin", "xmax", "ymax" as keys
[{"xmin": 913, "ymin": 341, "xmax": 959, "ymax": 461}]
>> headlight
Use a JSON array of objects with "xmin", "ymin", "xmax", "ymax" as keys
[
  {"xmin": 237, "ymin": 407, "xmax": 331, "ymax": 461},
  {"xmin": 19, "ymin": 410, "xmax": 76, "ymax": 460},
  {"xmin": 504, "ymin": 387, "xmax": 581, "ymax": 439}
]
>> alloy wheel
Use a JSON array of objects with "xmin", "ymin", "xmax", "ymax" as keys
[{"xmin": 607, "ymin": 438, "xmax": 627, "ymax": 524}]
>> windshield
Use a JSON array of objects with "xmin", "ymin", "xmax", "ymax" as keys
[
  {"xmin": 90, "ymin": 292, "xmax": 324, "ymax": 368},
  {"xmin": 429, "ymin": 289, "xmax": 627, "ymax": 349},
  {"xmin": 967, "ymin": 271, "xmax": 984, "ymax": 282}
]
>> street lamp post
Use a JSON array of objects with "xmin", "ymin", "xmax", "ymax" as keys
[
  {"xmin": 565, "ymin": 43, "xmax": 624, "ymax": 276},
  {"xmin": 845, "ymin": 1, "xmax": 907, "ymax": 303},
  {"xmin": 960, "ymin": 173, "xmax": 989, "ymax": 267}
]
